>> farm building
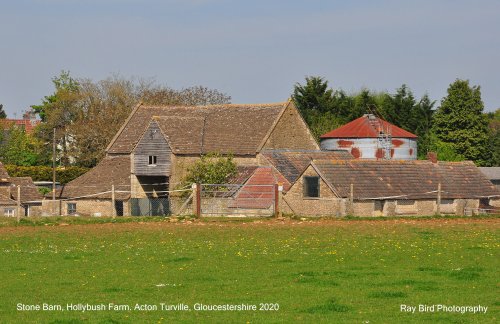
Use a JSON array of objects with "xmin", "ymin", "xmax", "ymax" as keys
[
  {"xmin": 55, "ymin": 99, "xmax": 498, "ymax": 217},
  {"xmin": 0, "ymin": 163, "xmax": 44, "ymax": 217},
  {"xmin": 279, "ymin": 159, "xmax": 499, "ymax": 216},
  {"xmin": 57, "ymin": 100, "xmax": 320, "ymax": 216},
  {"xmin": 320, "ymin": 114, "xmax": 418, "ymax": 160}
]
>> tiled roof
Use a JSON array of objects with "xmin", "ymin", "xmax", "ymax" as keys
[
  {"xmin": 59, "ymin": 155, "xmax": 131, "ymax": 200},
  {"xmin": 9, "ymin": 177, "xmax": 44, "ymax": 203},
  {"xmin": 0, "ymin": 119, "xmax": 40, "ymax": 134},
  {"xmin": 0, "ymin": 188, "xmax": 16, "ymax": 205},
  {"xmin": 261, "ymin": 150, "xmax": 353, "ymax": 184},
  {"xmin": 312, "ymin": 160, "xmax": 499, "ymax": 199},
  {"xmin": 320, "ymin": 115, "xmax": 417, "ymax": 139},
  {"xmin": 108, "ymin": 102, "xmax": 287, "ymax": 155}
]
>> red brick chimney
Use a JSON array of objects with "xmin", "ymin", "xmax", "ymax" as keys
[{"xmin": 427, "ymin": 152, "xmax": 438, "ymax": 163}]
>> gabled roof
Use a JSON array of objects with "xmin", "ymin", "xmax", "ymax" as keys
[
  {"xmin": 0, "ymin": 189, "xmax": 16, "ymax": 205},
  {"xmin": 107, "ymin": 102, "xmax": 289, "ymax": 155},
  {"xmin": 59, "ymin": 155, "xmax": 131, "ymax": 200},
  {"xmin": 311, "ymin": 159, "xmax": 498, "ymax": 200},
  {"xmin": 9, "ymin": 177, "xmax": 44, "ymax": 203},
  {"xmin": 261, "ymin": 149, "xmax": 353, "ymax": 184},
  {"xmin": 320, "ymin": 115, "xmax": 417, "ymax": 139}
]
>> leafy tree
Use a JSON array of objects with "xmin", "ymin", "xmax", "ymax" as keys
[
  {"xmin": 427, "ymin": 133, "xmax": 465, "ymax": 162},
  {"xmin": 31, "ymin": 71, "xmax": 80, "ymax": 122},
  {"xmin": 0, "ymin": 104, "xmax": 6, "ymax": 119},
  {"xmin": 183, "ymin": 153, "xmax": 237, "ymax": 185},
  {"xmin": 0, "ymin": 126, "xmax": 38, "ymax": 166},
  {"xmin": 432, "ymin": 79, "xmax": 490, "ymax": 165},
  {"xmin": 31, "ymin": 73, "xmax": 231, "ymax": 167}
]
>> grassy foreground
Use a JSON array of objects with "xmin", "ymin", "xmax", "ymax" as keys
[{"xmin": 0, "ymin": 218, "xmax": 498, "ymax": 323}]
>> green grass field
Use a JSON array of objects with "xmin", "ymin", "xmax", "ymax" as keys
[{"xmin": 0, "ymin": 217, "xmax": 498, "ymax": 323}]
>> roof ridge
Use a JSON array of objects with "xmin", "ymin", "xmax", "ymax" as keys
[{"xmin": 142, "ymin": 101, "xmax": 288, "ymax": 109}]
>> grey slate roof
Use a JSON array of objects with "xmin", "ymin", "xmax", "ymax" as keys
[
  {"xmin": 108, "ymin": 103, "xmax": 288, "ymax": 155},
  {"xmin": 261, "ymin": 149, "xmax": 354, "ymax": 184},
  {"xmin": 312, "ymin": 159, "xmax": 499, "ymax": 200}
]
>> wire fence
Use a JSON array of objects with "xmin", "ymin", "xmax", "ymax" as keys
[{"xmin": 3, "ymin": 182, "xmax": 499, "ymax": 218}]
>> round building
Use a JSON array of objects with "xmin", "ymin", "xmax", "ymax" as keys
[{"xmin": 320, "ymin": 114, "xmax": 418, "ymax": 160}]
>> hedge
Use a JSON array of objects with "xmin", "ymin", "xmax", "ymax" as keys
[{"xmin": 4, "ymin": 165, "xmax": 89, "ymax": 184}]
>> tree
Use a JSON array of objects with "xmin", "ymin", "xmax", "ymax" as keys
[
  {"xmin": 182, "ymin": 153, "xmax": 237, "ymax": 185},
  {"xmin": 486, "ymin": 109, "xmax": 500, "ymax": 166},
  {"xmin": 0, "ymin": 125, "xmax": 38, "ymax": 166},
  {"xmin": 432, "ymin": 79, "xmax": 490, "ymax": 165},
  {"xmin": 292, "ymin": 76, "xmax": 335, "ymax": 119},
  {"xmin": 0, "ymin": 104, "xmax": 6, "ymax": 119},
  {"xmin": 31, "ymin": 73, "xmax": 232, "ymax": 167}
]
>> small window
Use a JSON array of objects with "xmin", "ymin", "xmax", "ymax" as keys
[
  {"xmin": 148, "ymin": 155, "xmax": 157, "ymax": 165},
  {"xmin": 303, "ymin": 176, "xmax": 320, "ymax": 198},
  {"xmin": 67, "ymin": 203, "xmax": 77, "ymax": 215},
  {"xmin": 4, "ymin": 208, "xmax": 15, "ymax": 217}
]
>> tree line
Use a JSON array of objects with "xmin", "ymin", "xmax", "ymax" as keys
[
  {"xmin": 1, "ymin": 73, "xmax": 498, "ymax": 168},
  {"xmin": 292, "ymin": 77, "xmax": 499, "ymax": 166}
]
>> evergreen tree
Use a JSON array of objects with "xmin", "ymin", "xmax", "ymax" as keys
[
  {"xmin": 432, "ymin": 79, "xmax": 490, "ymax": 165},
  {"xmin": 292, "ymin": 76, "xmax": 334, "ymax": 116},
  {"xmin": 0, "ymin": 104, "xmax": 6, "ymax": 119}
]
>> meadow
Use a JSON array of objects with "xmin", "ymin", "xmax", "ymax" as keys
[{"xmin": 0, "ymin": 217, "xmax": 498, "ymax": 323}]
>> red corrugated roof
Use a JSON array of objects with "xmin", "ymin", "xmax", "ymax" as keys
[{"xmin": 320, "ymin": 115, "xmax": 417, "ymax": 139}]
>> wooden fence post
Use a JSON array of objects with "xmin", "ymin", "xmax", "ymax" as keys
[
  {"xmin": 111, "ymin": 185, "xmax": 116, "ymax": 218},
  {"xmin": 349, "ymin": 183, "xmax": 354, "ymax": 215},
  {"xmin": 196, "ymin": 183, "xmax": 201, "ymax": 218},
  {"xmin": 436, "ymin": 182, "xmax": 441, "ymax": 216},
  {"xmin": 274, "ymin": 184, "xmax": 280, "ymax": 218},
  {"xmin": 16, "ymin": 185, "xmax": 21, "ymax": 223}
]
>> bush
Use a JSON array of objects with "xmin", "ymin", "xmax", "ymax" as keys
[{"xmin": 4, "ymin": 165, "xmax": 89, "ymax": 184}]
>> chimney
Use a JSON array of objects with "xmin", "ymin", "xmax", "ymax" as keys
[{"xmin": 427, "ymin": 152, "xmax": 438, "ymax": 163}]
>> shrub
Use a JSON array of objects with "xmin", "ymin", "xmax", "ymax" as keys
[{"xmin": 4, "ymin": 165, "xmax": 89, "ymax": 184}]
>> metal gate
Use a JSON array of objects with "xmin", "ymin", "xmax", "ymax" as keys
[
  {"xmin": 130, "ymin": 198, "xmax": 170, "ymax": 216},
  {"xmin": 200, "ymin": 184, "xmax": 276, "ymax": 216}
]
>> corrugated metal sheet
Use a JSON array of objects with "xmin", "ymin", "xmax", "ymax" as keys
[{"xmin": 320, "ymin": 115, "xmax": 417, "ymax": 139}]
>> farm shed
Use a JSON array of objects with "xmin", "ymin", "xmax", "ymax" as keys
[{"xmin": 282, "ymin": 159, "xmax": 499, "ymax": 217}]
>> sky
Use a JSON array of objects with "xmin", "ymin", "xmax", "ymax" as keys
[{"xmin": 1, "ymin": 0, "xmax": 499, "ymax": 117}]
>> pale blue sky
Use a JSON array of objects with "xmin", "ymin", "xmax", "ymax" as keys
[{"xmin": 1, "ymin": 0, "xmax": 499, "ymax": 117}]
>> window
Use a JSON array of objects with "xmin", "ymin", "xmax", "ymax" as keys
[
  {"xmin": 67, "ymin": 203, "xmax": 77, "ymax": 215},
  {"xmin": 148, "ymin": 155, "xmax": 157, "ymax": 165},
  {"xmin": 4, "ymin": 208, "xmax": 15, "ymax": 217},
  {"xmin": 303, "ymin": 176, "xmax": 320, "ymax": 198}
]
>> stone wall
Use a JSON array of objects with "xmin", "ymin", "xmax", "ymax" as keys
[
  {"xmin": 262, "ymin": 102, "xmax": 319, "ymax": 151},
  {"xmin": 283, "ymin": 165, "xmax": 345, "ymax": 216}
]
